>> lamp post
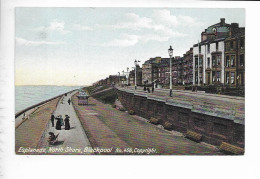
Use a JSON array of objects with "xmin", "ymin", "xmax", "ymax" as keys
[
  {"xmin": 127, "ymin": 67, "xmax": 129, "ymax": 86},
  {"xmin": 168, "ymin": 46, "xmax": 173, "ymax": 97},
  {"xmin": 134, "ymin": 60, "xmax": 140, "ymax": 90},
  {"xmin": 118, "ymin": 72, "xmax": 120, "ymax": 85},
  {"xmin": 122, "ymin": 70, "xmax": 125, "ymax": 86}
]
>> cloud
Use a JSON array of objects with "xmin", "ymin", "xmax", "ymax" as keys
[
  {"xmin": 98, "ymin": 30, "xmax": 187, "ymax": 47},
  {"xmin": 109, "ymin": 13, "xmax": 164, "ymax": 31},
  {"xmin": 16, "ymin": 37, "xmax": 66, "ymax": 46},
  {"xmin": 34, "ymin": 19, "xmax": 70, "ymax": 34},
  {"xmin": 153, "ymin": 9, "xmax": 203, "ymax": 27},
  {"xmin": 105, "ymin": 11, "xmax": 202, "ymax": 31},
  {"xmin": 101, "ymin": 34, "xmax": 140, "ymax": 47},
  {"xmin": 73, "ymin": 24, "xmax": 93, "ymax": 31},
  {"xmin": 153, "ymin": 9, "xmax": 179, "ymax": 27}
]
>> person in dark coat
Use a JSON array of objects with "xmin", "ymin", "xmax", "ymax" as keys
[
  {"xmin": 152, "ymin": 82, "xmax": 154, "ymax": 93},
  {"xmin": 59, "ymin": 115, "xmax": 64, "ymax": 127},
  {"xmin": 68, "ymin": 98, "xmax": 71, "ymax": 105},
  {"xmin": 50, "ymin": 114, "xmax": 55, "ymax": 127},
  {"xmin": 64, "ymin": 115, "xmax": 70, "ymax": 130},
  {"xmin": 55, "ymin": 116, "xmax": 62, "ymax": 130}
]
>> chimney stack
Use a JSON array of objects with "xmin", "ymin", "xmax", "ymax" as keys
[
  {"xmin": 230, "ymin": 23, "xmax": 239, "ymax": 36},
  {"xmin": 220, "ymin": 18, "xmax": 225, "ymax": 26}
]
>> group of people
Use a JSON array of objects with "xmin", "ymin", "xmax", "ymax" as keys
[
  {"xmin": 50, "ymin": 114, "xmax": 71, "ymax": 130},
  {"xmin": 143, "ymin": 81, "xmax": 155, "ymax": 93}
]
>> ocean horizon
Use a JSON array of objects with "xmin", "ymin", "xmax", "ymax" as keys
[{"xmin": 15, "ymin": 85, "xmax": 83, "ymax": 113}]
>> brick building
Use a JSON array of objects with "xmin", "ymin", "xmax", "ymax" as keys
[
  {"xmin": 129, "ymin": 65, "xmax": 142, "ymax": 86},
  {"xmin": 182, "ymin": 48, "xmax": 193, "ymax": 85},
  {"xmin": 158, "ymin": 58, "xmax": 170, "ymax": 87},
  {"xmin": 142, "ymin": 57, "xmax": 162, "ymax": 84},
  {"xmin": 224, "ymin": 25, "xmax": 245, "ymax": 88}
]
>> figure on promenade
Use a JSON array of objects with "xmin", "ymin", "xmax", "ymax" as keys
[
  {"xmin": 50, "ymin": 113, "xmax": 55, "ymax": 127},
  {"xmin": 48, "ymin": 132, "xmax": 59, "ymax": 145},
  {"xmin": 55, "ymin": 116, "xmax": 62, "ymax": 130},
  {"xmin": 59, "ymin": 115, "xmax": 64, "ymax": 127},
  {"xmin": 68, "ymin": 98, "xmax": 71, "ymax": 105},
  {"xmin": 64, "ymin": 115, "xmax": 70, "ymax": 130},
  {"xmin": 152, "ymin": 82, "xmax": 154, "ymax": 93}
]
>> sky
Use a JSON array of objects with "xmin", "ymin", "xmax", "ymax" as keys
[{"xmin": 15, "ymin": 8, "xmax": 245, "ymax": 86}]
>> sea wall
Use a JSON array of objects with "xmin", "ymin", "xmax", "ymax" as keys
[{"xmin": 117, "ymin": 89, "xmax": 244, "ymax": 148}]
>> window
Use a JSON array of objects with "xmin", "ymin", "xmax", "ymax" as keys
[
  {"xmin": 212, "ymin": 56, "xmax": 216, "ymax": 67},
  {"xmin": 225, "ymin": 42, "xmax": 230, "ymax": 51},
  {"xmin": 231, "ymin": 55, "xmax": 235, "ymax": 67},
  {"xmin": 212, "ymin": 71, "xmax": 216, "ymax": 82},
  {"xmin": 195, "ymin": 57, "xmax": 198, "ymax": 68},
  {"xmin": 216, "ymin": 42, "xmax": 219, "ymax": 51},
  {"xmin": 207, "ymin": 44, "xmax": 210, "ymax": 53},
  {"xmin": 231, "ymin": 72, "xmax": 235, "ymax": 84},
  {"xmin": 240, "ymin": 38, "xmax": 244, "ymax": 49},
  {"xmin": 217, "ymin": 71, "xmax": 221, "ymax": 82},
  {"xmin": 226, "ymin": 72, "xmax": 229, "ymax": 84},
  {"xmin": 195, "ymin": 73, "xmax": 198, "ymax": 83},
  {"xmin": 240, "ymin": 54, "xmax": 244, "ymax": 66},
  {"xmin": 199, "ymin": 45, "xmax": 201, "ymax": 53},
  {"xmin": 217, "ymin": 55, "xmax": 221, "ymax": 66},
  {"xmin": 207, "ymin": 57, "xmax": 210, "ymax": 68},
  {"xmin": 226, "ymin": 56, "xmax": 230, "ymax": 67},
  {"xmin": 199, "ymin": 58, "xmax": 202, "ymax": 67},
  {"xmin": 230, "ymin": 41, "xmax": 233, "ymax": 50}
]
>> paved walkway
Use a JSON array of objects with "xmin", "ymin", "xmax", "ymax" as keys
[
  {"xmin": 117, "ymin": 86, "xmax": 245, "ymax": 123},
  {"xmin": 37, "ymin": 91, "xmax": 93, "ymax": 155}
]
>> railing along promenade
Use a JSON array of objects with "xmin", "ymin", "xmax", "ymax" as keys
[{"xmin": 116, "ymin": 86, "xmax": 245, "ymax": 150}]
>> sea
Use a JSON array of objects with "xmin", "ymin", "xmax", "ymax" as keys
[{"xmin": 15, "ymin": 85, "xmax": 83, "ymax": 113}]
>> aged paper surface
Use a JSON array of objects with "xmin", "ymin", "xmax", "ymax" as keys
[{"xmin": 1, "ymin": 0, "xmax": 260, "ymax": 179}]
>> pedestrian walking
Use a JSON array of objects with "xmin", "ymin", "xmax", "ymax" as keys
[
  {"xmin": 55, "ymin": 116, "xmax": 62, "ymax": 130},
  {"xmin": 64, "ymin": 115, "xmax": 71, "ymax": 130},
  {"xmin": 152, "ymin": 82, "xmax": 154, "ymax": 93},
  {"xmin": 50, "ymin": 114, "xmax": 55, "ymax": 127},
  {"xmin": 59, "ymin": 115, "xmax": 64, "ymax": 127},
  {"xmin": 68, "ymin": 98, "xmax": 71, "ymax": 105}
]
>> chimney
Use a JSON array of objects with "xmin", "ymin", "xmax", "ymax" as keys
[
  {"xmin": 231, "ymin": 23, "xmax": 239, "ymax": 29},
  {"xmin": 220, "ymin": 18, "xmax": 225, "ymax": 26},
  {"xmin": 230, "ymin": 23, "xmax": 239, "ymax": 36}
]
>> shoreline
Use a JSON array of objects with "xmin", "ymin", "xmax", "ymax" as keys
[{"xmin": 15, "ymin": 89, "xmax": 78, "ymax": 118}]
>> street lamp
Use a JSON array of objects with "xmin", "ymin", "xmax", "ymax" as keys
[
  {"xmin": 118, "ymin": 72, "xmax": 120, "ymax": 85},
  {"xmin": 122, "ymin": 70, "xmax": 125, "ymax": 86},
  {"xmin": 168, "ymin": 45, "xmax": 173, "ymax": 97},
  {"xmin": 134, "ymin": 59, "xmax": 140, "ymax": 90},
  {"xmin": 127, "ymin": 67, "xmax": 129, "ymax": 86}
]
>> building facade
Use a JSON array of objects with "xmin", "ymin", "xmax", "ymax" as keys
[
  {"xmin": 129, "ymin": 65, "xmax": 142, "ymax": 86},
  {"xmin": 182, "ymin": 48, "xmax": 193, "ymax": 85},
  {"xmin": 224, "ymin": 25, "xmax": 245, "ymax": 88},
  {"xmin": 142, "ymin": 57, "xmax": 162, "ymax": 84},
  {"xmin": 193, "ymin": 18, "xmax": 244, "ymax": 87}
]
